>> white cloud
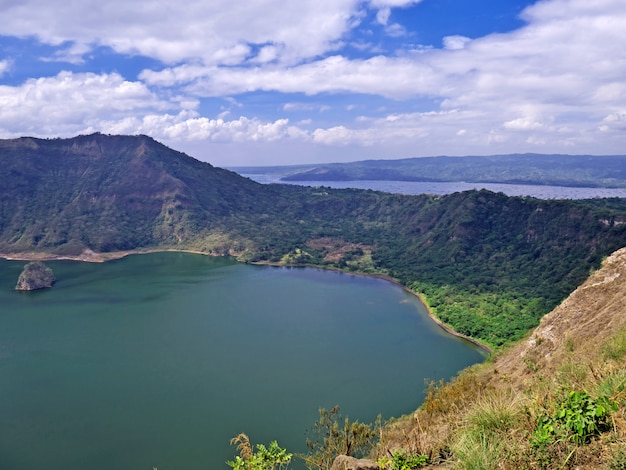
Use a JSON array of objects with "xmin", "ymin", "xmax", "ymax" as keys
[
  {"xmin": 600, "ymin": 111, "xmax": 626, "ymax": 132},
  {"xmin": 367, "ymin": 0, "xmax": 423, "ymax": 7},
  {"xmin": 503, "ymin": 117, "xmax": 544, "ymax": 131},
  {"xmin": 376, "ymin": 7, "xmax": 391, "ymax": 25},
  {"xmin": 384, "ymin": 23, "xmax": 408, "ymax": 38},
  {"xmin": 153, "ymin": 115, "xmax": 307, "ymax": 143},
  {"xmin": 143, "ymin": 55, "xmax": 440, "ymax": 99},
  {"xmin": 0, "ymin": 71, "xmax": 173, "ymax": 136},
  {"xmin": 0, "ymin": 0, "xmax": 364, "ymax": 66},
  {"xmin": 283, "ymin": 102, "xmax": 333, "ymax": 112},
  {"xmin": 443, "ymin": 35, "xmax": 471, "ymax": 50},
  {"xmin": 137, "ymin": 0, "xmax": 626, "ymax": 126},
  {"xmin": 41, "ymin": 42, "xmax": 93, "ymax": 65},
  {"xmin": 0, "ymin": 71, "xmax": 310, "ymax": 146},
  {"xmin": 0, "ymin": 59, "xmax": 12, "ymax": 77}
]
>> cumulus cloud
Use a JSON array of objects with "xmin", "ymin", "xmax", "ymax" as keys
[
  {"xmin": 0, "ymin": 71, "xmax": 308, "ymax": 146},
  {"xmin": 0, "ymin": 72, "xmax": 172, "ymax": 136},
  {"xmin": 99, "ymin": 112, "xmax": 311, "ymax": 152},
  {"xmin": 0, "ymin": 0, "xmax": 364, "ymax": 66},
  {"xmin": 137, "ymin": 0, "xmax": 626, "ymax": 124}
]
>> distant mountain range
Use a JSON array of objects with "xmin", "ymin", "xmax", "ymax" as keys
[
  {"xmin": 231, "ymin": 153, "xmax": 626, "ymax": 188},
  {"xmin": 1, "ymin": 133, "xmax": 626, "ymax": 346}
]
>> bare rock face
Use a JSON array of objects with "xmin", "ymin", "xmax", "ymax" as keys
[
  {"xmin": 330, "ymin": 455, "xmax": 379, "ymax": 470},
  {"xmin": 15, "ymin": 261, "xmax": 56, "ymax": 291}
]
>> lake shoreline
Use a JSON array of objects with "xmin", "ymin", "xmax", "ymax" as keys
[
  {"xmin": 1, "ymin": 248, "xmax": 493, "ymax": 355},
  {"xmin": 246, "ymin": 260, "xmax": 494, "ymax": 355}
]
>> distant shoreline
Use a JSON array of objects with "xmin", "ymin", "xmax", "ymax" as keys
[
  {"xmin": 1, "ymin": 248, "xmax": 493, "ymax": 355},
  {"xmin": 0, "ymin": 248, "xmax": 212, "ymax": 263}
]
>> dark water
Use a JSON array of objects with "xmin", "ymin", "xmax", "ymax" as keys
[
  {"xmin": 0, "ymin": 253, "xmax": 485, "ymax": 469},
  {"xmin": 242, "ymin": 174, "xmax": 626, "ymax": 199}
]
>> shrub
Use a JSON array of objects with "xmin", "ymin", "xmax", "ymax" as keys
[
  {"xmin": 377, "ymin": 450, "xmax": 429, "ymax": 469},
  {"xmin": 303, "ymin": 406, "xmax": 379, "ymax": 470},
  {"xmin": 228, "ymin": 434, "xmax": 292, "ymax": 470},
  {"xmin": 532, "ymin": 391, "xmax": 617, "ymax": 447}
]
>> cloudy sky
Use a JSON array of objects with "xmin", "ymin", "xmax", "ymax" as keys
[{"xmin": 1, "ymin": 0, "xmax": 625, "ymax": 166}]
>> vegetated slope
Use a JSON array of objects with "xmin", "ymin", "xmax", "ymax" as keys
[
  {"xmin": 1, "ymin": 133, "xmax": 625, "ymax": 348},
  {"xmin": 0, "ymin": 133, "xmax": 272, "ymax": 255},
  {"xmin": 272, "ymin": 153, "xmax": 626, "ymax": 188},
  {"xmin": 379, "ymin": 247, "xmax": 626, "ymax": 469}
]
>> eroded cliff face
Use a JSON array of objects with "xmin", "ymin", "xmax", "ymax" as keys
[{"xmin": 15, "ymin": 261, "xmax": 56, "ymax": 290}]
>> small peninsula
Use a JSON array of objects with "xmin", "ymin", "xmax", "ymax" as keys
[{"xmin": 15, "ymin": 261, "xmax": 56, "ymax": 291}]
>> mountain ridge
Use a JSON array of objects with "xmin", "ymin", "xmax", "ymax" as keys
[{"xmin": 232, "ymin": 153, "xmax": 626, "ymax": 188}]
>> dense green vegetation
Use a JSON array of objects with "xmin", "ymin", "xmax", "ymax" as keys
[
  {"xmin": 1, "ymin": 134, "xmax": 626, "ymax": 348},
  {"xmin": 236, "ymin": 153, "xmax": 626, "ymax": 188}
]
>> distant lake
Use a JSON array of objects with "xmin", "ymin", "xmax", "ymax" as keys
[
  {"xmin": 241, "ymin": 174, "xmax": 626, "ymax": 199},
  {"xmin": 0, "ymin": 253, "xmax": 485, "ymax": 470}
]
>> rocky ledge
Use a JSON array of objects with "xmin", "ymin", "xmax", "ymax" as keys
[{"xmin": 15, "ymin": 261, "xmax": 56, "ymax": 291}]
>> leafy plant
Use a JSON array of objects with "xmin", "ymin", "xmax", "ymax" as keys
[
  {"xmin": 227, "ymin": 433, "xmax": 292, "ymax": 470},
  {"xmin": 532, "ymin": 391, "xmax": 617, "ymax": 446},
  {"xmin": 377, "ymin": 451, "xmax": 428, "ymax": 469}
]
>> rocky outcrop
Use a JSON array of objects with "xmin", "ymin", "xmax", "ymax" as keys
[
  {"xmin": 15, "ymin": 261, "xmax": 56, "ymax": 290},
  {"xmin": 330, "ymin": 455, "xmax": 379, "ymax": 470}
]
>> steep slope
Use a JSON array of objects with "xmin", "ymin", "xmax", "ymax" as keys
[
  {"xmin": 495, "ymin": 245, "xmax": 626, "ymax": 383},
  {"xmin": 0, "ymin": 133, "xmax": 268, "ymax": 255},
  {"xmin": 379, "ymin": 247, "xmax": 626, "ymax": 468}
]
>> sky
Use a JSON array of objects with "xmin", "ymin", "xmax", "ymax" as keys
[{"xmin": 1, "ymin": 0, "xmax": 625, "ymax": 166}]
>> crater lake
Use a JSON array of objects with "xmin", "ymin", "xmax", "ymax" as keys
[{"xmin": 0, "ymin": 252, "xmax": 486, "ymax": 469}]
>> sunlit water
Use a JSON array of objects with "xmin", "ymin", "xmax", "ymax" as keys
[{"xmin": 0, "ymin": 253, "xmax": 485, "ymax": 469}]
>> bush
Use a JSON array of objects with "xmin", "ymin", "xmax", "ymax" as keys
[
  {"xmin": 532, "ymin": 391, "xmax": 617, "ymax": 447},
  {"xmin": 228, "ymin": 434, "xmax": 292, "ymax": 470},
  {"xmin": 377, "ymin": 451, "xmax": 429, "ymax": 469},
  {"xmin": 303, "ymin": 406, "xmax": 379, "ymax": 470}
]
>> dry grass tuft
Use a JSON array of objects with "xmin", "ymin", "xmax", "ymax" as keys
[{"xmin": 230, "ymin": 433, "xmax": 253, "ymax": 461}]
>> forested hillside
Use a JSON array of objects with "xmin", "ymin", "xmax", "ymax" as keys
[{"xmin": 2, "ymin": 134, "xmax": 626, "ymax": 347}]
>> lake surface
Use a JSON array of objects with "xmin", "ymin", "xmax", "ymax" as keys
[
  {"xmin": 241, "ymin": 174, "xmax": 626, "ymax": 199},
  {"xmin": 0, "ymin": 253, "xmax": 485, "ymax": 470}
]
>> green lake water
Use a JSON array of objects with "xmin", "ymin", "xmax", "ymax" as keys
[{"xmin": 0, "ymin": 252, "xmax": 485, "ymax": 469}]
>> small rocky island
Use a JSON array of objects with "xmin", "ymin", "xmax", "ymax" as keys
[{"xmin": 15, "ymin": 261, "xmax": 56, "ymax": 291}]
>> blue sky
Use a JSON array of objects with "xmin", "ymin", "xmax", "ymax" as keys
[{"xmin": 1, "ymin": 0, "xmax": 625, "ymax": 166}]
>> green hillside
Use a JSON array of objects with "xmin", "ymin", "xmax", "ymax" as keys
[{"xmin": 1, "ymin": 134, "xmax": 626, "ymax": 347}]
